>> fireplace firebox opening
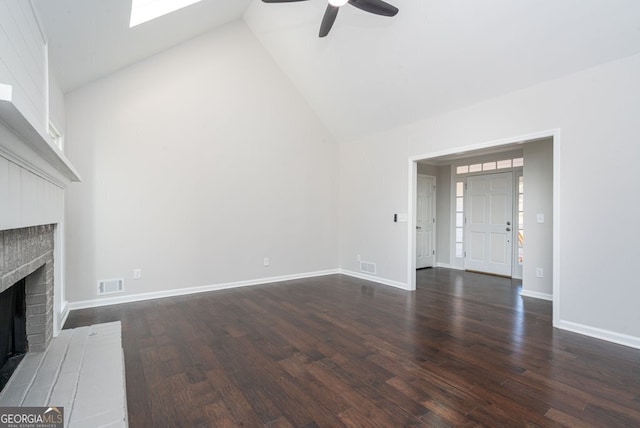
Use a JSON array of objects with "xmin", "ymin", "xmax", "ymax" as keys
[{"xmin": 0, "ymin": 278, "xmax": 27, "ymax": 392}]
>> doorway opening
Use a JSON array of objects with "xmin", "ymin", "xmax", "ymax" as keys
[
  {"xmin": 416, "ymin": 174, "xmax": 436, "ymax": 269},
  {"xmin": 408, "ymin": 130, "xmax": 559, "ymax": 324}
]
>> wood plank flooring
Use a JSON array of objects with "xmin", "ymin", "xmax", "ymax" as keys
[{"xmin": 64, "ymin": 269, "xmax": 640, "ymax": 427}]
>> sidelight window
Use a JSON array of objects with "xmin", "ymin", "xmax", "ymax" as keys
[
  {"xmin": 517, "ymin": 175, "xmax": 524, "ymax": 264},
  {"xmin": 455, "ymin": 181, "xmax": 464, "ymax": 258}
]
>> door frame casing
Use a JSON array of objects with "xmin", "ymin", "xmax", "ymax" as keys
[{"xmin": 407, "ymin": 129, "xmax": 561, "ymax": 329}]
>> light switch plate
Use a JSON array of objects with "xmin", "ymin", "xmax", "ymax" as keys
[{"xmin": 537, "ymin": 213, "xmax": 545, "ymax": 223}]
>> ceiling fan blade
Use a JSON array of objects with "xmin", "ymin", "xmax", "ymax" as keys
[
  {"xmin": 348, "ymin": 0, "xmax": 398, "ymax": 17},
  {"xmin": 262, "ymin": 0, "xmax": 308, "ymax": 3},
  {"xmin": 319, "ymin": 5, "xmax": 340, "ymax": 38}
]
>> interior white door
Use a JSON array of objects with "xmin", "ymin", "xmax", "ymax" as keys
[
  {"xmin": 416, "ymin": 175, "xmax": 435, "ymax": 269},
  {"xmin": 465, "ymin": 172, "xmax": 513, "ymax": 276}
]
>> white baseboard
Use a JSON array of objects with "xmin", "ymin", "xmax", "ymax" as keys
[
  {"xmin": 556, "ymin": 320, "xmax": 640, "ymax": 350},
  {"xmin": 339, "ymin": 269, "xmax": 410, "ymax": 290},
  {"xmin": 68, "ymin": 269, "xmax": 340, "ymax": 310},
  {"xmin": 436, "ymin": 262, "xmax": 453, "ymax": 268},
  {"xmin": 520, "ymin": 289, "xmax": 553, "ymax": 301},
  {"xmin": 59, "ymin": 300, "xmax": 70, "ymax": 330}
]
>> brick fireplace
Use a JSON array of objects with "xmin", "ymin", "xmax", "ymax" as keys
[{"xmin": 0, "ymin": 225, "xmax": 55, "ymax": 354}]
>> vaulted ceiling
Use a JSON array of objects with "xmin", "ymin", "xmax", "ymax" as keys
[
  {"xmin": 33, "ymin": 0, "xmax": 640, "ymax": 141},
  {"xmin": 33, "ymin": 0, "xmax": 252, "ymax": 92}
]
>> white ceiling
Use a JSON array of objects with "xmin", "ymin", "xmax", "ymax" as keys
[
  {"xmin": 33, "ymin": 0, "xmax": 252, "ymax": 92},
  {"xmin": 34, "ymin": 0, "xmax": 640, "ymax": 141}
]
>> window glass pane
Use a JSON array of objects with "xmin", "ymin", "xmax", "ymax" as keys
[
  {"xmin": 513, "ymin": 157, "xmax": 524, "ymax": 167},
  {"xmin": 456, "ymin": 197, "xmax": 464, "ymax": 212},
  {"xmin": 456, "ymin": 213, "xmax": 464, "ymax": 228},
  {"xmin": 456, "ymin": 228, "xmax": 463, "ymax": 242},
  {"xmin": 469, "ymin": 163, "xmax": 482, "ymax": 172},
  {"xmin": 456, "ymin": 181, "xmax": 464, "ymax": 197},
  {"xmin": 456, "ymin": 243, "xmax": 464, "ymax": 258},
  {"xmin": 518, "ymin": 247, "xmax": 524, "ymax": 264},
  {"xmin": 519, "ymin": 212, "xmax": 524, "ymax": 226},
  {"xmin": 497, "ymin": 159, "xmax": 511, "ymax": 169},
  {"xmin": 518, "ymin": 194, "xmax": 524, "ymax": 211},
  {"xmin": 482, "ymin": 162, "xmax": 496, "ymax": 171},
  {"xmin": 456, "ymin": 165, "xmax": 469, "ymax": 175},
  {"xmin": 519, "ymin": 176, "xmax": 524, "ymax": 193}
]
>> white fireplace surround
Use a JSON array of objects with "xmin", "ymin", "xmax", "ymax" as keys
[{"xmin": 1, "ymin": 85, "xmax": 81, "ymax": 340}]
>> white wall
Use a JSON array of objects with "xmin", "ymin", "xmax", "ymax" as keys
[
  {"xmin": 64, "ymin": 21, "xmax": 339, "ymax": 303},
  {"xmin": 0, "ymin": 0, "xmax": 47, "ymax": 135},
  {"xmin": 339, "ymin": 53, "xmax": 640, "ymax": 345},
  {"xmin": 522, "ymin": 139, "xmax": 553, "ymax": 297},
  {"xmin": 48, "ymin": 70, "xmax": 66, "ymax": 137},
  {"xmin": 339, "ymin": 128, "xmax": 409, "ymax": 283}
]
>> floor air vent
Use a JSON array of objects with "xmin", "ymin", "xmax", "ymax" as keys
[
  {"xmin": 98, "ymin": 278, "xmax": 124, "ymax": 295},
  {"xmin": 360, "ymin": 261, "xmax": 377, "ymax": 275}
]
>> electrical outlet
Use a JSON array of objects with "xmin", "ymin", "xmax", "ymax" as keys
[
  {"xmin": 264, "ymin": 258, "xmax": 270, "ymax": 267},
  {"xmin": 133, "ymin": 269, "xmax": 142, "ymax": 280},
  {"xmin": 536, "ymin": 268, "xmax": 544, "ymax": 278}
]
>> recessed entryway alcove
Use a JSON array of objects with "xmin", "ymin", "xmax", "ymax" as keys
[{"xmin": 408, "ymin": 130, "xmax": 558, "ymax": 323}]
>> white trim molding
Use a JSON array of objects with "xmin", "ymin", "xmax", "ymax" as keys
[
  {"xmin": 58, "ymin": 300, "xmax": 70, "ymax": 334},
  {"xmin": 0, "ymin": 94, "xmax": 81, "ymax": 187},
  {"xmin": 436, "ymin": 263, "xmax": 454, "ymax": 269},
  {"xmin": 339, "ymin": 269, "xmax": 409, "ymax": 290},
  {"xmin": 557, "ymin": 320, "xmax": 640, "ymax": 350},
  {"xmin": 520, "ymin": 289, "xmax": 553, "ymax": 301},
  {"xmin": 68, "ymin": 269, "xmax": 340, "ymax": 310}
]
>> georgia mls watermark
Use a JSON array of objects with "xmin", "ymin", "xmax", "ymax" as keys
[{"xmin": 0, "ymin": 407, "xmax": 64, "ymax": 428}]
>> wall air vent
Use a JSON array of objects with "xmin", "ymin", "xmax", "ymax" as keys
[
  {"xmin": 359, "ymin": 261, "xmax": 377, "ymax": 275},
  {"xmin": 98, "ymin": 278, "xmax": 124, "ymax": 296}
]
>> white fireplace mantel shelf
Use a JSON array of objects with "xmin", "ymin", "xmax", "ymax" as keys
[{"xmin": 0, "ymin": 85, "xmax": 81, "ymax": 187}]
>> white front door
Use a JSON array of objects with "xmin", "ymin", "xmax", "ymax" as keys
[
  {"xmin": 465, "ymin": 172, "xmax": 513, "ymax": 276},
  {"xmin": 416, "ymin": 175, "xmax": 436, "ymax": 269}
]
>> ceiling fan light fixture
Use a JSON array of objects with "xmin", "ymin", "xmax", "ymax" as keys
[{"xmin": 263, "ymin": 0, "xmax": 399, "ymax": 37}]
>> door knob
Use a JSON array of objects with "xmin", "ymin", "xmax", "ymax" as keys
[
  {"xmin": 506, "ymin": 221, "xmax": 511, "ymax": 226},
  {"xmin": 506, "ymin": 227, "xmax": 511, "ymax": 232},
  {"xmin": 416, "ymin": 226, "xmax": 422, "ymax": 230}
]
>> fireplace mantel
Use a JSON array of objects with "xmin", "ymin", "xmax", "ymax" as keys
[{"xmin": 0, "ymin": 85, "xmax": 81, "ymax": 188}]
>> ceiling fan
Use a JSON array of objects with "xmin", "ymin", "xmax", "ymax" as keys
[{"xmin": 262, "ymin": 0, "xmax": 399, "ymax": 38}]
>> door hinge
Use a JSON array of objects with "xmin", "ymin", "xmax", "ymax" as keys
[
  {"xmin": 432, "ymin": 250, "xmax": 435, "ymax": 255},
  {"xmin": 464, "ymin": 251, "xmax": 467, "ymax": 257}
]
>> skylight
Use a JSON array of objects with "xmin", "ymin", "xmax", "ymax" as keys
[{"xmin": 129, "ymin": 0, "xmax": 203, "ymax": 27}]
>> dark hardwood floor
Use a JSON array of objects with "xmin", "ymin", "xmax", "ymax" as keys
[{"xmin": 64, "ymin": 269, "xmax": 640, "ymax": 427}]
